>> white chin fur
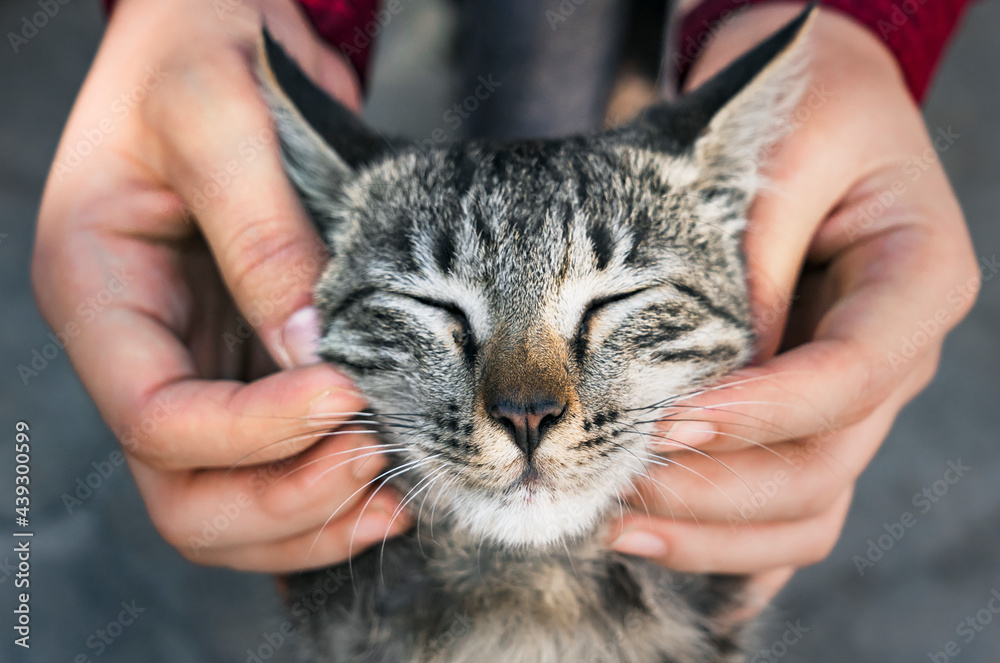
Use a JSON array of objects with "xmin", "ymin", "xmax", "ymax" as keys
[{"xmin": 454, "ymin": 485, "xmax": 612, "ymax": 548}]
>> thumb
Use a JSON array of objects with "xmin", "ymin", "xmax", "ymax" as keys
[{"xmin": 151, "ymin": 49, "xmax": 351, "ymax": 368}]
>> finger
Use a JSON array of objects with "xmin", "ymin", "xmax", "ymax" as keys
[
  {"xmin": 189, "ymin": 488, "xmax": 411, "ymax": 573},
  {"xmin": 35, "ymin": 211, "xmax": 363, "ymax": 470},
  {"xmin": 93, "ymin": 313, "xmax": 367, "ymax": 471},
  {"xmin": 713, "ymin": 6, "xmax": 930, "ymax": 357},
  {"xmin": 741, "ymin": 83, "xmax": 975, "ymax": 365},
  {"xmin": 130, "ymin": 368, "xmax": 369, "ymax": 470},
  {"xmin": 735, "ymin": 566, "xmax": 797, "ymax": 620},
  {"xmin": 653, "ymin": 216, "xmax": 967, "ymax": 451},
  {"xmin": 145, "ymin": 52, "xmax": 328, "ymax": 368},
  {"xmin": 632, "ymin": 386, "xmax": 903, "ymax": 524},
  {"xmin": 93, "ymin": 309, "xmax": 366, "ymax": 470},
  {"xmin": 655, "ymin": 344, "xmax": 939, "ymax": 459},
  {"xmin": 610, "ymin": 490, "xmax": 853, "ymax": 574},
  {"xmin": 129, "ymin": 430, "xmax": 402, "ymax": 549}
]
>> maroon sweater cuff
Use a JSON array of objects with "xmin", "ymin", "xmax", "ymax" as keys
[
  {"xmin": 102, "ymin": 0, "xmax": 379, "ymax": 86},
  {"xmin": 675, "ymin": 0, "xmax": 973, "ymax": 102},
  {"xmin": 294, "ymin": 0, "xmax": 378, "ymax": 84}
]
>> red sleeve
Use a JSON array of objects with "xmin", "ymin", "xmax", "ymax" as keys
[
  {"xmin": 102, "ymin": 0, "xmax": 379, "ymax": 86},
  {"xmin": 293, "ymin": 0, "xmax": 378, "ymax": 84},
  {"xmin": 674, "ymin": 0, "xmax": 975, "ymax": 102}
]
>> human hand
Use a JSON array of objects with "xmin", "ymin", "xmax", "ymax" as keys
[
  {"xmin": 609, "ymin": 4, "xmax": 980, "ymax": 610},
  {"xmin": 33, "ymin": 0, "xmax": 408, "ymax": 572}
]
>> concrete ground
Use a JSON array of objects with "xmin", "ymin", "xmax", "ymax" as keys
[{"xmin": 1, "ymin": 1, "xmax": 998, "ymax": 662}]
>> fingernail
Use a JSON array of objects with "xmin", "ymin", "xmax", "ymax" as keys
[
  {"xmin": 661, "ymin": 420, "xmax": 718, "ymax": 450},
  {"xmin": 611, "ymin": 529, "xmax": 668, "ymax": 558},
  {"xmin": 307, "ymin": 381, "xmax": 365, "ymax": 417},
  {"xmin": 352, "ymin": 513, "xmax": 391, "ymax": 548},
  {"xmin": 744, "ymin": 585, "xmax": 770, "ymax": 610},
  {"xmin": 353, "ymin": 493, "xmax": 408, "ymax": 546},
  {"xmin": 281, "ymin": 306, "xmax": 322, "ymax": 367}
]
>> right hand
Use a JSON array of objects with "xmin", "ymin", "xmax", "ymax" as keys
[{"xmin": 33, "ymin": 0, "xmax": 409, "ymax": 572}]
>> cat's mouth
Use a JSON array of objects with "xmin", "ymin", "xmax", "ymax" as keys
[
  {"xmin": 516, "ymin": 465, "xmax": 543, "ymax": 487},
  {"xmin": 457, "ymin": 474, "xmax": 615, "ymax": 547},
  {"xmin": 504, "ymin": 466, "xmax": 547, "ymax": 504}
]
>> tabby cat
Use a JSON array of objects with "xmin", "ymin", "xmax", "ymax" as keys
[{"xmin": 257, "ymin": 7, "xmax": 813, "ymax": 662}]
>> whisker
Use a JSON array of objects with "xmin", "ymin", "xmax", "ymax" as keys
[
  {"xmin": 230, "ymin": 410, "xmax": 375, "ymax": 422},
  {"xmin": 630, "ymin": 449, "xmax": 756, "ymax": 527},
  {"xmin": 379, "ymin": 469, "xmax": 448, "ymax": 582},
  {"xmin": 289, "ymin": 411, "xmax": 378, "ymax": 419},
  {"xmin": 608, "ymin": 442, "xmax": 660, "ymax": 526},
  {"xmin": 340, "ymin": 455, "xmax": 443, "ymax": 586},
  {"xmin": 561, "ymin": 538, "xmax": 578, "ymax": 579},
  {"xmin": 614, "ymin": 457, "xmax": 699, "ymax": 525},
  {"xmin": 672, "ymin": 371, "xmax": 830, "ymax": 420},
  {"xmin": 261, "ymin": 446, "xmax": 406, "ymax": 489},
  {"xmin": 299, "ymin": 411, "xmax": 424, "ymax": 421},
  {"xmin": 618, "ymin": 426, "xmax": 694, "ymax": 525},
  {"xmin": 429, "ymin": 474, "xmax": 462, "ymax": 542},
  {"xmin": 658, "ymin": 399, "xmax": 807, "ymax": 414},
  {"xmin": 613, "ymin": 489, "xmax": 626, "ymax": 531},
  {"xmin": 632, "ymin": 424, "xmax": 755, "ymax": 496},
  {"xmin": 415, "ymin": 472, "xmax": 458, "ymax": 558},
  {"xmin": 294, "ymin": 419, "xmax": 418, "ymax": 430},
  {"xmin": 308, "ymin": 455, "xmax": 439, "ymax": 563},
  {"xmin": 642, "ymin": 400, "xmax": 805, "ymax": 441},
  {"xmin": 643, "ymin": 426, "xmax": 795, "ymax": 466},
  {"xmin": 302, "ymin": 446, "xmax": 413, "ymax": 490},
  {"xmin": 626, "ymin": 371, "xmax": 814, "ymax": 413},
  {"xmin": 225, "ymin": 428, "xmax": 387, "ymax": 474},
  {"xmin": 634, "ymin": 431, "xmax": 760, "ymax": 504},
  {"xmin": 629, "ymin": 427, "xmax": 751, "ymax": 483},
  {"xmin": 642, "ymin": 414, "xmax": 790, "ymax": 438}
]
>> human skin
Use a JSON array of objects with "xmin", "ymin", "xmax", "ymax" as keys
[
  {"xmin": 33, "ymin": 0, "xmax": 410, "ymax": 572},
  {"xmin": 608, "ymin": 4, "xmax": 980, "ymax": 610},
  {"xmin": 34, "ymin": 0, "xmax": 978, "ymax": 590}
]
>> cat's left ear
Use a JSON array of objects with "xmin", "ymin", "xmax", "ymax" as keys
[
  {"xmin": 256, "ymin": 28, "xmax": 392, "ymax": 236},
  {"xmin": 634, "ymin": 4, "xmax": 815, "ymax": 195}
]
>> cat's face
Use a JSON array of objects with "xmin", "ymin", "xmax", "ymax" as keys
[
  {"xmin": 259, "ymin": 11, "xmax": 810, "ymax": 546},
  {"xmin": 312, "ymin": 142, "xmax": 754, "ymax": 545}
]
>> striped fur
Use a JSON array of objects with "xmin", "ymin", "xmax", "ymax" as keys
[{"xmin": 259, "ymin": 7, "xmax": 814, "ymax": 662}]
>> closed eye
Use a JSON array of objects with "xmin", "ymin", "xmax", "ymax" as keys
[
  {"xmin": 400, "ymin": 294, "xmax": 478, "ymax": 365},
  {"xmin": 574, "ymin": 287, "xmax": 652, "ymax": 357}
]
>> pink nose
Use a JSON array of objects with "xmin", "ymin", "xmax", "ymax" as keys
[{"xmin": 488, "ymin": 399, "xmax": 567, "ymax": 459}]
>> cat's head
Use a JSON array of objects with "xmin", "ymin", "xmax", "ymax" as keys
[{"xmin": 258, "ymin": 7, "xmax": 812, "ymax": 548}]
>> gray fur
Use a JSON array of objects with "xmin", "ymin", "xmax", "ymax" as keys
[{"xmin": 258, "ymin": 7, "xmax": 813, "ymax": 662}]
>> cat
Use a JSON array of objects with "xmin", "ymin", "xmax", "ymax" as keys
[{"xmin": 256, "ymin": 6, "xmax": 813, "ymax": 662}]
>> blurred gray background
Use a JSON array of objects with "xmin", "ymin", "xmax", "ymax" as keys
[{"xmin": 1, "ymin": 1, "xmax": 998, "ymax": 662}]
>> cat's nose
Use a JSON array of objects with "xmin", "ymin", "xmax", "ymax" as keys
[{"xmin": 488, "ymin": 398, "xmax": 567, "ymax": 459}]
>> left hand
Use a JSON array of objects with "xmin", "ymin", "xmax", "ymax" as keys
[{"xmin": 607, "ymin": 4, "xmax": 981, "ymax": 613}]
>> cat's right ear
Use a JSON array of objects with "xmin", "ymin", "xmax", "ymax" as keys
[{"xmin": 256, "ymin": 28, "xmax": 391, "ymax": 228}]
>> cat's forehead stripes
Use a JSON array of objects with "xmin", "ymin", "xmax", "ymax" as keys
[
  {"xmin": 321, "ymin": 140, "xmax": 748, "ymax": 361},
  {"xmin": 349, "ymin": 142, "xmax": 696, "ymax": 272},
  {"xmin": 260, "ymin": 8, "xmax": 822, "ymax": 657}
]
